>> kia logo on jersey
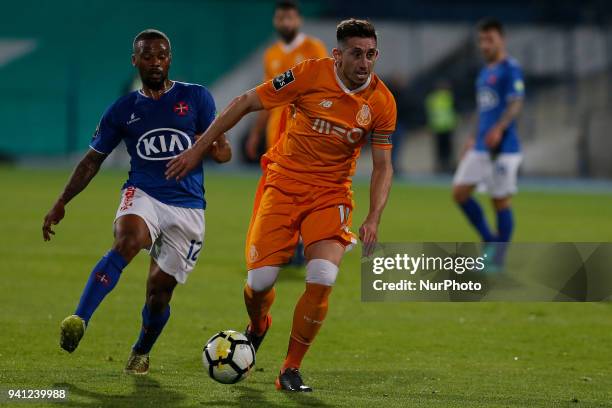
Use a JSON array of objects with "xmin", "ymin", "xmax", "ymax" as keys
[{"xmin": 136, "ymin": 128, "xmax": 192, "ymax": 161}]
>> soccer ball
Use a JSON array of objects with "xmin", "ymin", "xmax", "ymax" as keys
[{"xmin": 202, "ymin": 330, "xmax": 255, "ymax": 384}]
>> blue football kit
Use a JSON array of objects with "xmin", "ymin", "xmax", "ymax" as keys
[
  {"xmin": 475, "ymin": 57, "xmax": 525, "ymax": 154},
  {"xmin": 90, "ymin": 81, "xmax": 216, "ymax": 209}
]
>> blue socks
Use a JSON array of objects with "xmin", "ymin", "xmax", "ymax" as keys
[
  {"xmin": 73, "ymin": 248, "xmax": 171, "ymax": 354},
  {"xmin": 459, "ymin": 197, "xmax": 495, "ymax": 242},
  {"xmin": 459, "ymin": 198, "xmax": 515, "ymax": 243},
  {"xmin": 494, "ymin": 208, "xmax": 514, "ymax": 265},
  {"xmin": 496, "ymin": 207, "xmax": 514, "ymax": 242},
  {"xmin": 133, "ymin": 304, "xmax": 171, "ymax": 354},
  {"xmin": 75, "ymin": 249, "xmax": 127, "ymax": 324}
]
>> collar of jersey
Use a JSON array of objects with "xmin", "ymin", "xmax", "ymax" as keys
[
  {"xmin": 334, "ymin": 65, "xmax": 371, "ymax": 95},
  {"xmin": 279, "ymin": 33, "xmax": 306, "ymax": 53},
  {"xmin": 485, "ymin": 56, "xmax": 509, "ymax": 71},
  {"xmin": 138, "ymin": 81, "xmax": 176, "ymax": 99}
]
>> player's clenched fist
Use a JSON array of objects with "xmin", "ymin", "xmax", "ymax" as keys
[
  {"xmin": 484, "ymin": 125, "xmax": 503, "ymax": 149},
  {"xmin": 42, "ymin": 199, "xmax": 65, "ymax": 241},
  {"xmin": 209, "ymin": 136, "xmax": 232, "ymax": 164}
]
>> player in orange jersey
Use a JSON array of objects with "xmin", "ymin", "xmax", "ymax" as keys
[
  {"xmin": 246, "ymin": 0, "xmax": 327, "ymax": 160},
  {"xmin": 247, "ymin": 0, "xmax": 328, "ymax": 267},
  {"xmin": 166, "ymin": 19, "xmax": 396, "ymax": 392}
]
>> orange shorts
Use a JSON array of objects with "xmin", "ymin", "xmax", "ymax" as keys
[{"xmin": 245, "ymin": 168, "xmax": 356, "ymax": 270}]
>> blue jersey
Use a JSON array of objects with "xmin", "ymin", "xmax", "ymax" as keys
[
  {"xmin": 90, "ymin": 81, "xmax": 216, "ymax": 209},
  {"xmin": 475, "ymin": 57, "xmax": 525, "ymax": 153}
]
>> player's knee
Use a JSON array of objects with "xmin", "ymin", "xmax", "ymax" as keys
[
  {"xmin": 112, "ymin": 235, "xmax": 144, "ymax": 261},
  {"xmin": 452, "ymin": 186, "xmax": 469, "ymax": 204},
  {"xmin": 247, "ymin": 266, "xmax": 280, "ymax": 292},
  {"xmin": 492, "ymin": 197, "xmax": 511, "ymax": 211},
  {"xmin": 306, "ymin": 259, "xmax": 339, "ymax": 287}
]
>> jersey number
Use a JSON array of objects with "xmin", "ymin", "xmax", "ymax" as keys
[{"xmin": 186, "ymin": 240, "xmax": 203, "ymax": 262}]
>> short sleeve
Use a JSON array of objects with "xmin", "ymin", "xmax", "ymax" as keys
[
  {"xmin": 90, "ymin": 104, "xmax": 122, "ymax": 155},
  {"xmin": 505, "ymin": 63, "xmax": 525, "ymax": 101},
  {"xmin": 370, "ymin": 92, "xmax": 397, "ymax": 150},
  {"xmin": 196, "ymin": 86, "xmax": 217, "ymax": 133},
  {"xmin": 255, "ymin": 59, "xmax": 318, "ymax": 110}
]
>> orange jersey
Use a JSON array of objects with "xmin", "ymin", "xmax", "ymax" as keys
[
  {"xmin": 255, "ymin": 57, "xmax": 397, "ymax": 190},
  {"xmin": 262, "ymin": 34, "xmax": 328, "ymax": 148}
]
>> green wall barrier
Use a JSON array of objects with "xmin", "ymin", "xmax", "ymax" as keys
[{"xmin": 0, "ymin": 0, "xmax": 322, "ymax": 156}]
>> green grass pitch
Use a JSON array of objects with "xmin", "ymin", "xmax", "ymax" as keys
[{"xmin": 1, "ymin": 166, "xmax": 611, "ymax": 407}]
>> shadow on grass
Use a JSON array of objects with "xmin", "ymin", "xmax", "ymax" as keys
[
  {"xmin": 199, "ymin": 384, "xmax": 333, "ymax": 408},
  {"xmin": 53, "ymin": 375, "xmax": 186, "ymax": 407},
  {"xmin": 276, "ymin": 387, "xmax": 334, "ymax": 407}
]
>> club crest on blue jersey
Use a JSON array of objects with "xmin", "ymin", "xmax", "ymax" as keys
[{"xmin": 174, "ymin": 101, "xmax": 190, "ymax": 116}]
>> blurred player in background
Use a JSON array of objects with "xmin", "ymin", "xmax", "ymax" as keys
[
  {"xmin": 246, "ymin": 0, "xmax": 327, "ymax": 266},
  {"xmin": 166, "ymin": 19, "xmax": 396, "ymax": 391},
  {"xmin": 452, "ymin": 18, "xmax": 524, "ymax": 267},
  {"xmin": 245, "ymin": 0, "xmax": 327, "ymax": 160},
  {"xmin": 42, "ymin": 29, "xmax": 231, "ymax": 374}
]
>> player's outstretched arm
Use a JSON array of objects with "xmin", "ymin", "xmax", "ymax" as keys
[
  {"xmin": 359, "ymin": 148, "xmax": 393, "ymax": 256},
  {"xmin": 42, "ymin": 149, "xmax": 107, "ymax": 241},
  {"xmin": 209, "ymin": 134, "xmax": 232, "ymax": 163},
  {"xmin": 166, "ymin": 89, "xmax": 264, "ymax": 181}
]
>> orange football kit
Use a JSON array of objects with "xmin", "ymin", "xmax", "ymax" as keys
[
  {"xmin": 244, "ymin": 57, "xmax": 396, "ymax": 373},
  {"xmin": 246, "ymin": 57, "xmax": 396, "ymax": 270},
  {"xmin": 262, "ymin": 33, "xmax": 328, "ymax": 149}
]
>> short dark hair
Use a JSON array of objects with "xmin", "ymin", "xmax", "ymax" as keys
[
  {"xmin": 275, "ymin": 0, "xmax": 300, "ymax": 13},
  {"xmin": 336, "ymin": 18, "xmax": 377, "ymax": 46},
  {"xmin": 477, "ymin": 17, "xmax": 504, "ymax": 35},
  {"xmin": 133, "ymin": 29, "xmax": 171, "ymax": 52}
]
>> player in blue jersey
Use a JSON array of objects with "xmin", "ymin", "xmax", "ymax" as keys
[
  {"xmin": 453, "ymin": 18, "xmax": 524, "ymax": 265},
  {"xmin": 41, "ymin": 29, "xmax": 231, "ymax": 374}
]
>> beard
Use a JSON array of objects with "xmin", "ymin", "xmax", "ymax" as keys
[
  {"xmin": 278, "ymin": 28, "xmax": 298, "ymax": 44},
  {"xmin": 482, "ymin": 48, "xmax": 499, "ymax": 63},
  {"xmin": 141, "ymin": 71, "xmax": 167, "ymax": 91}
]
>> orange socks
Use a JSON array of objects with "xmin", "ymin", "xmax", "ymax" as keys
[
  {"xmin": 244, "ymin": 284, "xmax": 275, "ymax": 335},
  {"xmin": 282, "ymin": 283, "xmax": 332, "ymax": 370},
  {"xmin": 244, "ymin": 280, "xmax": 334, "ymax": 370}
]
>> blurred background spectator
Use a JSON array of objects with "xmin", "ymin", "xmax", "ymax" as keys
[{"xmin": 425, "ymin": 80, "xmax": 457, "ymax": 174}]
